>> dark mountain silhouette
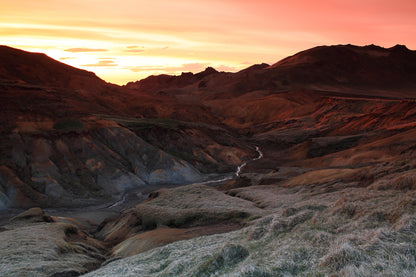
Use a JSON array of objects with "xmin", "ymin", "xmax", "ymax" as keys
[
  {"xmin": 0, "ymin": 45, "xmax": 105, "ymax": 90},
  {"xmin": 125, "ymin": 66, "xmax": 219, "ymax": 92}
]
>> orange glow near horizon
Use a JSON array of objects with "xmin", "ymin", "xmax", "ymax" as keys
[{"xmin": 1, "ymin": 0, "xmax": 416, "ymax": 85}]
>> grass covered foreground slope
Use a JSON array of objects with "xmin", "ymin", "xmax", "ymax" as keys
[
  {"xmin": 85, "ymin": 186, "xmax": 416, "ymax": 276},
  {"xmin": 86, "ymin": 126, "xmax": 416, "ymax": 276}
]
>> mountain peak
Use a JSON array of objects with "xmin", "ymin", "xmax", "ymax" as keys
[
  {"xmin": 194, "ymin": 67, "xmax": 218, "ymax": 79},
  {"xmin": 390, "ymin": 44, "xmax": 411, "ymax": 52},
  {"xmin": 203, "ymin": 66, "xmax": 218, "ymax": 73}
]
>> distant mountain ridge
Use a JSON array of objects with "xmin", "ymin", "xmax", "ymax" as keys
[
  {"xmin": 123, "ymin": 43, "xmax": 416, "ymax": 99},
  {"xmin": 1, "ymin": 43, "xmax": 415, "ymax": 97}
]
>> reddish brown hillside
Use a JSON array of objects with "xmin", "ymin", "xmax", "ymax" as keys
[
  {"xmin": 267, "ymin": 44, "xmax": 416, "ymax": 96},
  {"xmin": 1, "ymin": 44, "xmax": 416, "ymax": 209},
  {"xmin": 3, "ymin": 44, "xmax": 416, "ymax": 277},
  {"xmin": 123, "ymin": 44, "xmax": 416, "ymax": 131}
]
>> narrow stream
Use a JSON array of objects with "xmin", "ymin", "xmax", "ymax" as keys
[
  {"xmin": 236, "ymin": 146, "xmax": 263, "ymax": 177},
  {"xmin": 108, "ymin": 146, "xmax": 264, "ymax": 209}
]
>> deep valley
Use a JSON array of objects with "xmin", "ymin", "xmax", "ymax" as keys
[{"xmin": 1, "ymin": 44, "xmax": 416, "ymax": 276}]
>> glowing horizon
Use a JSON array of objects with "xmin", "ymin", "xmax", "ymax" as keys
[{"xmin": 1, "ymin": 0, "xmax": 415, "ymax": 85}]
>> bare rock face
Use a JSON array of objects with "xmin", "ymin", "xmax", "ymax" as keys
[
  {"xmin": 0, "ymin": 125, "xmax": 202, "ymax": 209},
  {"xmin": 0, "ymin": 165, "xmax": 50, "ymax": 209}
]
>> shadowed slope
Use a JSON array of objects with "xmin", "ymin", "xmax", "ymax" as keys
[{"xmin": 0, "ymin": 45, "xmax": 105, "ymax": 90}]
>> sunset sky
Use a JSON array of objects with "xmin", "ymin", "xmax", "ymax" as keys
[{"xmin": 1, "ymin": 0, "xmax": 415, "ymax": 85}]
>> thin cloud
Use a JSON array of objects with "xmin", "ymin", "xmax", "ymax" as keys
[
  {"xmin": 83, "ymin": 60, "xmax": 118, "ymax": 67},
  {"xmin": 124, "ymin": 49, "xmax": 145, "ymax": 53},
  {"xmin": 126, "ymin": 45, "xmax": 144, "ymax": 49},
  {"xmin": 216, "ymin": 65, "xmax": 238, "ymax": 72},
  {"xmin": 59, "ymin": 57, "xmax": 75, "ymax": 60},
  {"xmin": 124, "ymin": 45, "xmax": 145, "ymax": 53},
  {"xmin": 65, "ymin": 48, "xmax": 108, "ymax": 53}
]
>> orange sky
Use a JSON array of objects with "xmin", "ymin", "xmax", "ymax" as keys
[{"xmin": 1, "ymin": 0, "xmax": 415, "ymax": 85}]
